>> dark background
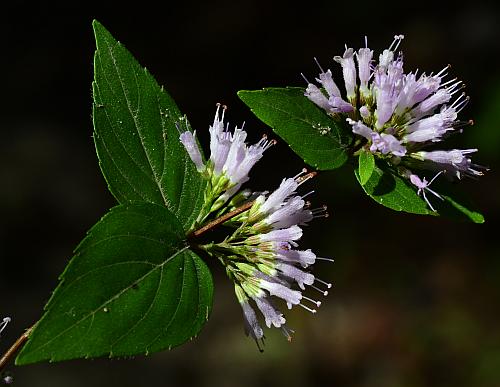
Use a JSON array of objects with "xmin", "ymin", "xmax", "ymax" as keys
[{"xmin": 1, "ymin": 1, "xmax": 499, "ymax": 386}]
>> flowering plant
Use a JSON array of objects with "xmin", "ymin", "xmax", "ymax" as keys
[
  {"xmin": 0, "ymin": 21, "xmax": 485, "ymax": 382},
  {"xmin": 239, "ymin": 35, "xmax": 484, "ymax": 221}
]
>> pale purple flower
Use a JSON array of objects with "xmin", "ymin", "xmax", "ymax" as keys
[
  {"xmin": 179, "ymin": 131, "xmax": 204, "ymax": 172},
  {"xmin": 305, "ymin": 83, "xmax": 332, "ymax": 112},
  {"xmin": 304, "ymin": 34, "xmax": 483, "ymax": 211},
  {"xmin": 254, "ymin": 296, "xmax": 286, "ymax": 328},
  {"xmin": 277, "ymin": 248, "xmax": 316, "ymax": 268},
  {"xmin": 259, "ymin": 280, "xmax": 302, "ymax": 306},
  {"xmin": 370, "ymin": 133, "xmax": 407, "ymax": 157},
  {"xmin": 409, "ymin": 172, "xmax": 444, "ymax": 212},
  {"xmin": 240, "ymin": 300, "xmax": 264, "ymax": 346},
  {"xmin": 373, "ymin": 58, "xmax": 404, "ymax": 128},
  {"xmin": 356, "ymin": 44, "xmax": 374, "ymax": 97},
  {"xmin": 180, "ymin": 103, "xmax": 274, "ymax": 198},
  {"xmin": 261, "ymin": 196, "xmax": 305, "ymax": 227},
  {"xmin": 253, "ymin": 225, "xmax": 303, "ymax": 243},
  {"xmin": 259, "ymin": 177, "xmax": 299, "ymax": 214},
  {"xmin": 334, "ymin": 47, "xmax": 357, "ymax": 100},
  {"xmin": 416, "ymin": 149, "xmax": 482, "ymax": 178},
  {"xmin": 318, "ymin": 69, "xmax": 342, "ymax": 98},
  {"xmin": 276, "ymin": 262, "xmax": 314, "ymax": 290},
  {"xmin": 206, "ymin": 172, "xmax": 332, "ymax": 347}
]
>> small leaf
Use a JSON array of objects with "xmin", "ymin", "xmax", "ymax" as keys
[
  {"xmin": 358, "ymin": 150, "xmax": 375, "ymax": 185},
  {"xmin": 355, "ymin": 163, "xmax": 485, "ymax": 222},
  {"xmin": 16, "ymin": 203, "xmax": 213, "ymax": 364},
  {"xmin": 92, "ymin": 20, "xmax": 206, "ymax": 229},
  {"xmin": 355, "ymin": 163, "xmax": 434, "ymax": 215},
  {"xmin": 238, "ymin": 87, "xmax": 353, "ymax": 170}
]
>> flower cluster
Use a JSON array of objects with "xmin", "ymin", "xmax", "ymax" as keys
[
  {"xmin": 179, "ymin": 106, "xmax": 332, "ymax": 348},
  {"xmin": 304, "ymin": 35, "xmax": 484, "ymax": 210},
  {"xmin": 179, "ymin": 104, "xmax": 275, "ymax": 227}
]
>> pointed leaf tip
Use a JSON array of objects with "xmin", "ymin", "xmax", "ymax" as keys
[{"xmin": 238, "ymin": 87, "xmax": 353, "ymax": 170}]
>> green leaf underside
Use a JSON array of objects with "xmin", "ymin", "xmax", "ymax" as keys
[
  {"xmin": 238, "ymin": 88, "xmax": 353, "ymax": 170},
  {"xmin": 440, "ymin": 195, "xmax": 485, "ymax": 223},
  {"xmin": 16, "ymin": 203, "xmax": 213, "ymax": 364},
  {"xmin": 92, "ymin": 21, "xmax": 205, "ymax": 229},
  {"xmin": 358, "ymin": 151, "xmax": 375, "ymax": 186},
  {"xmin": 356, "ymin": 163, "xmax": 484, "ymax": 222}
]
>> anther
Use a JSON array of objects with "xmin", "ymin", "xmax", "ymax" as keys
[
  {"xmin": 299, "ymin": 303, "xmax": 317, "ymax": 313},
  {"xmin": 310, "ymin": 284, "xmax": 329, "ymax": 296},
  {"xmin": 303, "ymin": 295, "xmax": 321, "ymax": 307},
  {"xmin": 315, "ymin": 278, "xmax": 332, "ymax": 288},
  {"xmin": 297, "ymin": 171, "xmax": 318, "ymax": 184},
  {"xmin": 293, "ymin": 168, "xmax": 308, "ymax": 180}
]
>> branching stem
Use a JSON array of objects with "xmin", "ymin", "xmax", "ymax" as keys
[
  {"xmin": 188, "ymin": 200, "xmax": 255, "ymax": 239},
  {"xmin": 0, "ymin": 326, "xmax": 34, "ymax": 372}
]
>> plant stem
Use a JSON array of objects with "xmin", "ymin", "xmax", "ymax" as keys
[
  {"xmin": 188, "ymin": 200, "xmax": 255, "ymax": 239},
  {"xmin": 0, "ymin": 326, "xmax": 33, "ymax": 372}
]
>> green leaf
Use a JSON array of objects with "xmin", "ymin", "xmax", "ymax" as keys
[
  {"xmin": 358, "ymin": 150, "xmax": 375, "ymax": 185},
  {"xmin": 16, "ymin": 203, "xmax": 213, "ymax": 364},
  {"xmin": 238, "ymin": 87, "xmax": 353, "ymax": 170},
  {"xmin": 355, "ymin": 163, "xmax": 485, "ymax": 222},
  {"xmin": 92, "ymin": 20, "xmax": 205, "ymax": 229},
  {"xmin": 355, "ymin": 163, "xmax": 434, "ymax": 215},
  {"xmin": 440, "ymin": 195, "xmax": 485, "ymax": 224}
]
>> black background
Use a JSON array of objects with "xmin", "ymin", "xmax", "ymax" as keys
[{"xmin": 1, "ymin": 1, "xmax": 499, "ymax": 386}]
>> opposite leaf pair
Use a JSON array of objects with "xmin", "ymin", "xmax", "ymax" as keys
[
  {"xmin": 14, "ymin": 22, "xmax": 484, "ymax": 367},
  {"xmin": 15, "ymin": 21, "xmax": 329, "ymax": 365}
]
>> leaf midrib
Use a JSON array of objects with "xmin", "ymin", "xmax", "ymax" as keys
[
  {"xmin": 28, "ymin": 246, "xmax": 189, "ymax": 357},
  {"xmin": 98, "ymin": 32, "xmax": 169, "ymax": 207}
]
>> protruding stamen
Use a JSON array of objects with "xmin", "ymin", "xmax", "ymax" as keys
[
  {"xmin": 301, "ymin": 190, "xmax": 315, "ymax": 200},
  {"xmin": 303, "ymin": 295, "xmax": 321, "ymax": 307},
  {"xmin": 314, "ymin": 57, "xmax": 325, "ymax": 73},
  {"xmin": 315, "ymin": 278, "xmax": 332, "ymax": 288},
  {"xmin": 281, "ymin": 326, "xmax": 295, "ymax": 342},
  {"xmin": 293, "ymin": 168, "xmax": 308, "ymax": 180},
  {"xmin": 299, "ymin": 303, "xmax": 317, "ymax": 313},
  {"xmin": 301, "ymin": 73, "xmax": 311, "ymax": 84},
  {"xmin": 0, "ymin": 317, "xmax": 11, "ymax": 335},
  {"xmin": 297, "ymin": 171, "xmax": 317, "ymax": 185},
  {"xmin": 316, "ymin": 257, "xmax": 335, "ymax": 263},
  {"xmin": 435, "ymin": 64, "xmax": 451, "ymax": 78},
  {"xmin": 388, "ymin": 34, "xmax": 405, "ymax": 51},
  {"xmin": 310, "ymin": 284, "xmax": 329, "ymax": 296}
]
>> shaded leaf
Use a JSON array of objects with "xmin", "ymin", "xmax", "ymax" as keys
[
  {"xmin": 355, "ymin": 163, "xmax": 485, "ymax": 222},
  {"xmin": 355, "ymin": 163, "xmax": 433, "ymax": 215},
  {"xmin": 238, "ymin": 87, "xmax": 352, "ymax": 170},
  {"xmin": 92, "ymin": 20, "xmax": 205, "ymax": 229},
  {"xmin": 16, "ymin": 203, "xmax": 213, "ymax": 364}
]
